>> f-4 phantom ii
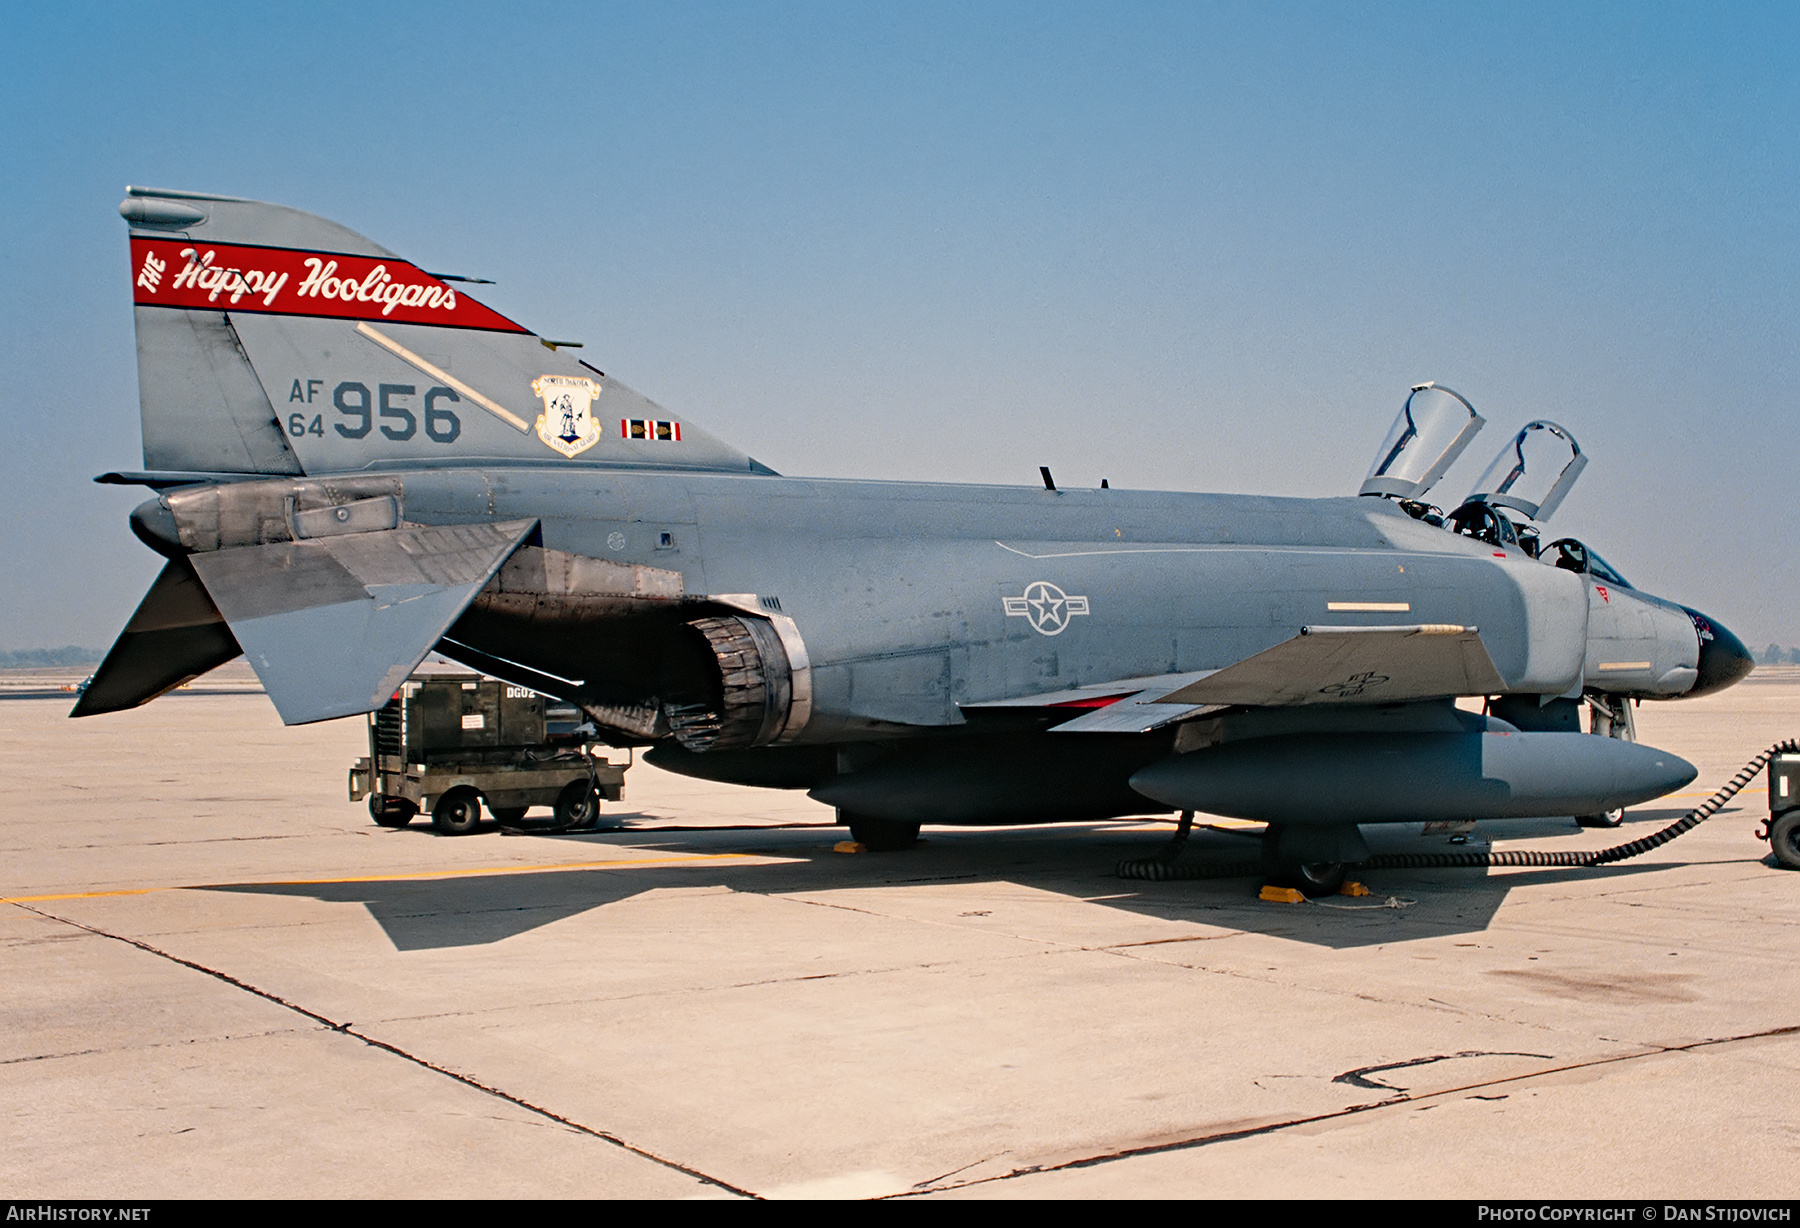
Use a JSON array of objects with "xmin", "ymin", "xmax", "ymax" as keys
[{"xmin": 79, "ymin": 186, "xmax": 1755, "ymax": 894}]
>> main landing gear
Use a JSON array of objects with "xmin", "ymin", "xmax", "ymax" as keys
[
  {"xmin": 839, "ymin": 812, "xmax": 922, "ymax": 851},
  {"xmin": 1260, "ymin": 823, "xmax": 1369, "ymax": 898}
]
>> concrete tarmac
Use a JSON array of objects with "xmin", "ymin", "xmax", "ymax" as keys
[{"xmin": 3, "ymin": 668, "xmax": 1797, "ymax": 1199}]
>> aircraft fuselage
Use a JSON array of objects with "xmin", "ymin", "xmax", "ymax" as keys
[{"xmin": 133, "ymin": 466, "xmax": 1710, "ymax": 748}]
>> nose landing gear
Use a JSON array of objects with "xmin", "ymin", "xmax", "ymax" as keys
[{"xmin": 1576, "ymin": 694, "xmax": 1637, "ymax": 828}]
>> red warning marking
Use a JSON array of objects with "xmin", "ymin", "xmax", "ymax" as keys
[{"xmin": 1048, "ymin": 694, "xmax": 1132, "ymax": 709}]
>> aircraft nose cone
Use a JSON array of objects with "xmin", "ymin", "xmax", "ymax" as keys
[{"xmin": 1683, "ymin": 607, "xmax": 1754, "ymax": 698}]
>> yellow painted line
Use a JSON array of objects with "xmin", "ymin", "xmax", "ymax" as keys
[
  {"xmin": 4, "ymin": 886, "xmax": 165, "ymax": 904},
  {"xmin": 1327, "ymin": 601, "xmax": 1410, "ymax": 612},
  {"xmin": 2, "ymin": 851, "xmax": 775, "ymax": 906}
]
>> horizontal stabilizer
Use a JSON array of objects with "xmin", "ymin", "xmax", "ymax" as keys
[
  {"xmin": 189, "ymin": 518, "xmax": 537, "ymax": 724},
  {"xmin": 1159, "ymin": 624, "xmax": 1507, "ymax": 708},
  {"xmin": 70, "ymin": 558, "xmax": 243, "ymax": 717}
]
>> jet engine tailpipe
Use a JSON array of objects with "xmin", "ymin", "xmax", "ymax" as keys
[{"xmin": 668, "ymin": 615, "xmax": 795, "ymax": 752}]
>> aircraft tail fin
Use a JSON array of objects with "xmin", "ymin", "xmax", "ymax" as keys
[{"xmin": 119, "ymin": 187, "xmax": 769, "ymax": 478}]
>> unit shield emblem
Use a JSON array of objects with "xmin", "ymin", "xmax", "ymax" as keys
[{"xmin": 531, "ymin": 374, "xmax": 603, "ymax": 458}]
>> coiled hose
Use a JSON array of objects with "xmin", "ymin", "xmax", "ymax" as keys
[{"xmin": 1116, "ymin": 737, "xmax": 1799, "ymax": 882}]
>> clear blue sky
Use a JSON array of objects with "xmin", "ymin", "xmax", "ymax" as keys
[{"xmin": 1, "ymin": 1, "xmax": 1795, "ymax": 650}]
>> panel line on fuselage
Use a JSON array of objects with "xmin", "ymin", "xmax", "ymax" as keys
[{"xmin": 993, "ymin": 540, "xmax": 1482, "ymax": 561}]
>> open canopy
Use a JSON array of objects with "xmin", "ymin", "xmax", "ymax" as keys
[
  {"xmin": 1360, "ymin": 383, "xmax": 1486, "ymax": 500},
  {"xmin": 1464, "ymin": 419, "xmax": 1587, "ymax": 521}
]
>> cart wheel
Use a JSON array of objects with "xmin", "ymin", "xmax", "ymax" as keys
[
  {"xmin": 369, "ymin": 795, "xmax": 417, "ymax": 829},
  {"xmin": 554, "ymin": 780, "xmax": 600, "ymax": 830},
  {"xmin": 490, "ymin": 806, "xmax": 527, "ymax": 826},
  {"xmin": 432, "ymin": 787, "xmax": 484, "ymax": 836},
  {"xmin": 1770, "ymin": 809, "xmax": 1800, "ymax": 870}
]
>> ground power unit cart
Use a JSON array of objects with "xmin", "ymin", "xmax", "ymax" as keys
[{"xmin": 349, "ymin": 673, "xmax": 626, "ymax": 835}]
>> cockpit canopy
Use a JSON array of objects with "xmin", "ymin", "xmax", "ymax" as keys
[
  {"xmin": 1445, "ymin": 500, "xmax": 1522, "ymax": 550},
  {"xmin": 1362, "ymin": 387, "xmax": 1610, "ymax": 567},
  {"xmin": 1545, "ymin": 537, "xmax": 1632, "ymax": 589},
  {"xmin": 1463, "ymin": 420, "xmax": 1588, "ymax": 522},
  {"xmin": 1360, "ymin": 383, "xmax": 1486, "ymax": 500}
]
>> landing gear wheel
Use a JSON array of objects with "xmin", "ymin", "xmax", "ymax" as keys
[
  {"xmin": 369, "ymin": 795, "xmax": 417, "ymax": 829},
  {"xmin": 1769, "ymin": 810, "xmax": 1800, "ymax": 870},
  {"xmin": 554, "ymin": 780, "xmax": 600, "ymax": 830},
  {"xmin": 846, "ymin": 816, "xmax": 921, "ymax": 852},
  {"xmin": 490, "ymin": 806, "xmax": 528, "ymax": 826},
  {"xmin": 1577, "ymin": 809, "xmax": 1625, "ymax": 829},
  {"xmin": 1265, "ymin": 859, "xmax": 1348, "ymax": 898},
  {"xmin": 1260, "ymin": 826, "xmax": 1352, "ymax": 897},
  {"xmin": 432, "ymin": 786, "xmax": 483, "ymax": 836}
]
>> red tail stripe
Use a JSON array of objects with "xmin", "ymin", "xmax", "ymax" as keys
[{"xmin": 128, "ymin": 237, "xmax": 529, "ymax": 334}]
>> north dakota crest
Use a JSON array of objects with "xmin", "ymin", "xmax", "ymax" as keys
[{"xmin": 531, "ymin": 374, "xmax": 603, "ymax": 457}]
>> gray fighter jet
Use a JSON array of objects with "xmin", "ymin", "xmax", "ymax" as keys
[{"xmin": 78, "ymin": 187, "xmax": 1754, "ymax": 893}]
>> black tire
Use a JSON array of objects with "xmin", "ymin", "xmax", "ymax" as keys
[
  {"xmin": 554, "ymin": 780, "xmax": 600, "ymax": 830},
  {"xmin": 1770, "ymin": 809, "xmax": 1800, "ymax": 870},
  {"xmin": 369, "ymin": 795, "xmax": 416, "ymax": 829},
  {"xmin": 490, "ymin": 806, "xmax": 528, "ymax": 826},
  {"xmin": 1266, "ymin": 859, "xmax": 1347, "ymax": 898},
  {"xmin": 846, "ymin": 815, "xmax": 921, "ymax": 852},
  {"xmin": 432, "ymin": 786, "xmax": 484, "ymax": 836},
  {"xmin": 1577, "ymin": 809, "xmax": 1625, "ymax": 829}
]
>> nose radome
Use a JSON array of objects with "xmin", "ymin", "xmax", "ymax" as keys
[{"xmin": 1683, "ymin": 607, "xmax": 1755, "ymax": 698}]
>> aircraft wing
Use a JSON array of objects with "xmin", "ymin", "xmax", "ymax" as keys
[
  {"xmin": 187, "ymin": 519, "xmax": 538, "ymax": 725},
  {"xmin": 964, "ymin": 624, "xmax": 1507, "ymax": 734},
  {"xmin": 961, "ymin": 672, "xmax": 1221, "ymax": 734},
  {"xmin": 1156, "ymin": 624, "xmax": 1505, "ymax": 708},
  {"xmin": 1043, "ymin": 688, "xmax": 1225, "ymax": 734}
]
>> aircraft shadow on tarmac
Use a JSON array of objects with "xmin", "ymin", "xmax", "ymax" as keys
[{"xmin": 200, "ymin": 807, "xmax": 1741, "ymax": 954}]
